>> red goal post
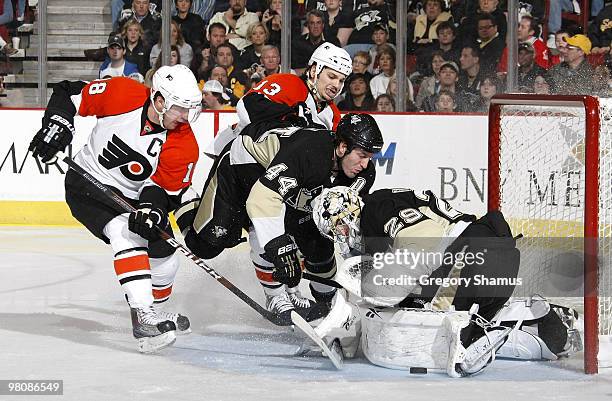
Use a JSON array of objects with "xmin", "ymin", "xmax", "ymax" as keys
[{"xmin": 488, "ymin": 94, "xmax": 610, "ymax": 374}]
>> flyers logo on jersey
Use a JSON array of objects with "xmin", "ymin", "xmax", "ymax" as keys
[
  {"xmin": 142, "ymin": 120, "xmax": 154, "ymax": 135},
  {"xmin": 98, "ymin": 134, "xmax": 153, "ymax": 181}
]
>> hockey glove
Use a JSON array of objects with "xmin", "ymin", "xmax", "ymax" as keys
[
  {"xmin": 282, "ymin": 102, "xmax": 316, "ymax": 128},
  {"xmin": 29, "ymin": 113, "xmax": 76, "ymax": 163},
  {"xmin": 264, "ymin": 234, "xmax": 302, "ymax": 288},
  {"xmin": 128, "ymin": 203, "xmax": 169, "ymax": 241}
]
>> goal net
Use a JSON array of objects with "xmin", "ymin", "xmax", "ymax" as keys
[{"xmin": 488, "ymin": 94, "xmax": 611, "ymax": 374}]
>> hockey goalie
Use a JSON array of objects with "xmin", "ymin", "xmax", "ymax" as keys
[{"xmin": 308, "ymin": 186, "xmax": 583, "ymax": 377}]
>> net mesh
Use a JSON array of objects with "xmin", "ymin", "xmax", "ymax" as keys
[{"xmin": 496, "ymin": 100, "xmax": 612, "ymax": 348}]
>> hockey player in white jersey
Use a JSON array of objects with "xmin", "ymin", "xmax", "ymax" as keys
[
  {"xmin": 29, "ymin": 65, "xmax": 203, "ymax": 353},
  {"xmin": 308, "ymin": 187, "xmax": 582, "ymax": 376}
]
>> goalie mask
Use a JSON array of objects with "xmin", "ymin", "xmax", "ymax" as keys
[{"xmin": 312, "ymin": 186, "xmax": 363, "ymax": 254}]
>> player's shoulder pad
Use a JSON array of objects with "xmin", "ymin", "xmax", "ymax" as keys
[
  {"xmin": 265, "ymin": 73, "xmax": 306, "ymax": 87},
  {"xmin": 366, "ymin": 188, "xmax": 414, "ymax": 202},
  {"xmin": 249, "ymin": 73, "xmax": 309, "ymax": 105},
  {"xmin": 79, "ymin": 77, "xmax": 150, "ymax": 117}
]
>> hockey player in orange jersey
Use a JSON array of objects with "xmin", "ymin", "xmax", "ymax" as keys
[
  {"xmin": 207, "ymin": 42, "xmax": 352, "ymax": 157},
  {"xmin": 235, "ymin": 41, "xmax": 351, "ymax": 131},
  {"xmin": 29, "ymin": 65, "xmax": 203, "ymax": 353}
]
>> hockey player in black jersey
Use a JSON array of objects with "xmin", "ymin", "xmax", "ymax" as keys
[
  {"xmin": 314, "ymin": 187, "xmax": 517, "ymax": 318},
  {"xmin": 310, "ymin": 187, "xmax": 582, "ymax": 375},
  {"xmin": 184, "ymin": 113, "xmax": 383, "ymax": 322}
]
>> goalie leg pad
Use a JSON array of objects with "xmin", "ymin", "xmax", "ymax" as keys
[
  {"xmin": 314, "ymin": 290, "xmax": 361, "ymax": 358},
  {"xmin": 493, "ymin": 297, "xmax": 583, "ymax": 359},
  {"xmin": 360, "ymin": 307, "xmax": 471, "ymax": 375},
  {"xmin": 496, "ymin": 328, "xmax": 559, "ymax": 360}
]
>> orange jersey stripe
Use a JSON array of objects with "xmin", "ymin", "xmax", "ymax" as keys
[
  {"xmin": 79, "ymin": 77, "xmax": 150, "ymax": 118},
  {"xmin": 254, "ymin": 268, "xmax": 275, "ymax": 283},
  {"xmin": 152, "ymin": 286, "xmax": 173, "ymax": 300},
  {"xmin": 114, "ymin": 254, "xmax": 150, "ymax": 276},
  {"xmin": 329, "ymin": 102, "xmax": 341, "ymax": 130}
]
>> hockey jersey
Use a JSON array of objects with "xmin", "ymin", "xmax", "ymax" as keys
[
  {"xmin": 236, "ymin": 123, "xmax": 375, "ymax": 248},
  {"xmin": 208, "ymin": 73, "xmax": 342, "ymax": 157},
  {"xmin": 360, "ymin": 188, "xmax": 476, "ymax": 255},
  {"xmin": 237, "ymin": 73, "xmax": 341, "ymax": 131},
  {"xmin": 49, "ymin": 77, "xmax": 198, "ymax": 199}
]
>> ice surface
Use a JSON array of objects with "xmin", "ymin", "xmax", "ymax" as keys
[{"xmin": 1, "ymin": 227, "xmax": 611, "ymax": 401}]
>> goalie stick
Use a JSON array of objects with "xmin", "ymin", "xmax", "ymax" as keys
[
  {"xmin": 55, "ymin": 151, "xmax": 292, "ymax": 327},
  {"xmin": 290, "ymin": 311, "xmax": 344, "ymax": 369}
]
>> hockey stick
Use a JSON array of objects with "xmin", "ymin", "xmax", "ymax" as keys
[
  {"xmin": 302, "ymin": 272, "xmax": 343, "ymax": 289},
  {"xmin": 55, "ymin": 151, "xmax": 290, "ymax": 326},
  {"xmin": 290, "ymin": 311, "xmax": 344, "ymax": 369}
]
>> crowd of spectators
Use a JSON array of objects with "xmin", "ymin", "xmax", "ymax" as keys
[{"xmin": 89, "ymin": 0, "xmax": 612, "ymax": 112}]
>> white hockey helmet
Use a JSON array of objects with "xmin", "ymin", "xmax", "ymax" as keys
[
  {"xmin": 150, "ymin": 64, "xmax": 202, "ymax": 128},
  {"xmin": 312, "ymin": 186, "xmax": 363, "ymax": 254},
  {"xmin": 308, "ymin": 42, "xmax": 353, "ymax": 78}
]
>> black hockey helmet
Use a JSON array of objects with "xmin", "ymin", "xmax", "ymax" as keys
[{"xmin": 335, "ymin": 113, "xmax": 384, "ymax": 154}]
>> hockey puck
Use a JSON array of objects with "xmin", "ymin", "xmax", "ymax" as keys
[{"xmin": 409, "ymin": 367, "xmax": 428, "ymax": 374}]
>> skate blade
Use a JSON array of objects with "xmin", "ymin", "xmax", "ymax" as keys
[{"xmin": 137, "ymin": 331, "xmax": 177, "ymax": 354}]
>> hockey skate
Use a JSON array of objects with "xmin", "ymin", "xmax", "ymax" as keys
[
  {"xmin": 130, "ymin": 306, "xmax": 177, "ymax": 353},
  {"xmin": 286, "ymin": 286, "xmax": 314, "ymax": 312},
  {"xmin": 267, "ymin": 291, "xmax": 330, "ymax": 324},
  {"xmin": 266, "ymin": 292, "xmax": 296, "ymax": 325},
  {"xmin": 457, "ymin": 326, "xmax": 512, "ymax": 376},
  {"xmin": 156, "ymin": 308, "xmax": 191, "ymax": 335}
]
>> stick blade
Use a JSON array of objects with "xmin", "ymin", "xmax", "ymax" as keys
[{"xmin": 291, "ymin": 311, "xmax": 344, "ymax": 370}]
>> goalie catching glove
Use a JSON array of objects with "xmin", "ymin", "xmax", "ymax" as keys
[
  {"xmin": 128, "ymin": 203, "xmax": 169, "ymax": 241},
  {"xmin": 264, "ymin": 235, "xmax": 302, "ymax": 288},
  {"xmin": 29, "ymin": 112, "xmax": 76, "ymax": 163}
]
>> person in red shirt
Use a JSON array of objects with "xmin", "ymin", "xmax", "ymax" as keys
[
  {"xmin": 29, "ymin": 65, "xmax": 203, "ymax": 353},
  {"xmin": 498, "ymin": 15, "xmax": 551, "ymax": 74}
]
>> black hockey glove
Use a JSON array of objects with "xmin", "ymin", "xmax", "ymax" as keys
[
  {"xmin": 29, "ymin": 113, "xmax": 76, "ymax": 163},
  {"xmin": 128, "ymin": 203, "xmax": 169, "ymax": 241},
  {"xmin": 282, "ymin": 102, "xmax": 317, "ymax": 128},
  {"xmin": 264, "ymin": 234, "xmax": 302, "ymax": 288}
]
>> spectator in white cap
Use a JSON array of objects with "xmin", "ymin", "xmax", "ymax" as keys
[{"xmin": 202, "ymin": 80, "xmax": 234, "ymax": 110}]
